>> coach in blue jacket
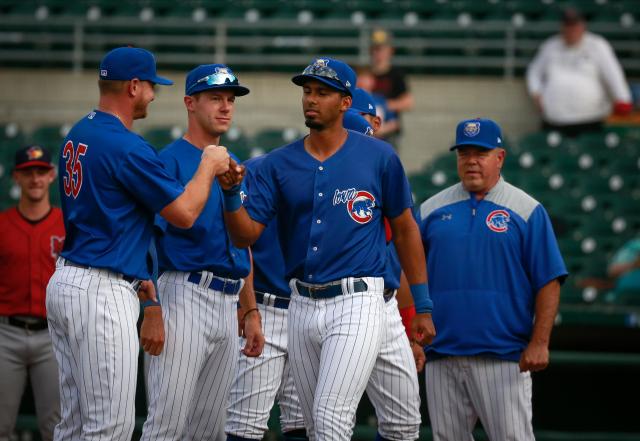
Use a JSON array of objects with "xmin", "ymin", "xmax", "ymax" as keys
[{"xmin": 418, "ymin": 118, "xmax": 567, "ymax": 441}]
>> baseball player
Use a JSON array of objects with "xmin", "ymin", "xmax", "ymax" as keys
[
  {"xmin": 219, "ymin": 57, "xmax": 433, "ymax": 441},
  {"xmin": 46, "ymin": 47, "xmax": 233, "ymax": 441},
  {"xmin": 419, "ymin": 118, "xmax": 568, "ymax": 440},
  {"xmin": 0, "ymin": 145, "xmax": 63, "ymax": 441},
  {"xmin": 343, "ymin": 109, "xmax": 429, "ymax": 441},
  {"xmin": 141, "ymin": 63, "xmax": 265, "ymax": 441},
  {"xmin": 225, "ymin": 154, "xmax": 307, "ymax": 441}
]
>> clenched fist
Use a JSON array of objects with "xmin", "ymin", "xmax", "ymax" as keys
[{"xmin": 202, "ymin": 145, "xmax": 230, "ymax": 176}]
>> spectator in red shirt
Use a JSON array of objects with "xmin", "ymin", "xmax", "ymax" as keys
[{"xmin": 0, "ymin": 145, "xmax": 64, "ymax": 441}]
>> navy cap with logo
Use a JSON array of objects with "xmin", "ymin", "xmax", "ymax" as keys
[
  {"xmin": 450, "ymin": 118, "xmax": 503, "ymax": 151},
  {"xmin": 292, "ymin": 57, "xmax": 356, "ymax": 96},
  {"xmin": 343, "ymin": 110, "xmax": 374, "ymax": 136},
  {"xmin": 14, "ymin": 145, "xmax": 54, "ymax": 170},
  {"xmin": 352, "ymin": 88, "xmax": 377, "ymax": 117},
  {"xmin": 99, "ymin": 47, "xmax": 173, "ymax": 85},
  {"xmin": 185, "ymin": 64, "xmax": 250, "ymax": 96}
]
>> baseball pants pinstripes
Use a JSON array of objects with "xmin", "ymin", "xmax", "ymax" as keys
[
  {"xmin": 288, "ymin": 276, "xmax": 385, "ymax": 441},
  {"xmin": 364, "ymin": 295, "xmax": 421, "ymax": 441},
  {"xmin": 141, "ymin": 271, "xmax": 239, "ymax": 441},
  {"xmin": 225, "ymin": 302, "xmax": 305, "ymax": 439},
  {"xmin": 46, "ymin": 262, "xmax": 140, "ymax": 441},
  {"xmin": 425, "ymin": 356, "xmax": 534, "ymax": 441}
]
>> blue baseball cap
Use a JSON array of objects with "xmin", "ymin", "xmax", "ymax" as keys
[
  {"xmin": 99, "ymin": 47, "xmax": 173, "ymax": 85},
  {"xmin": 185, "ymin": 64, "xmax": 250, "ymax": 97},
  {"xmin": 292, "ymin": 57, "xmax": 356, "ymax": 96},
  {"xmin": 352, "ymin": 88, "xmax": 377, "ymax": 117},
  {"xmin": 450, "ymin": 118, "xmax": 504, "ymax": 151},
  {"xmin": 343, "ymin": 110, "xmax": 374, "ymax": 136}
]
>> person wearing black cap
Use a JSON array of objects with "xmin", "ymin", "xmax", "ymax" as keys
[
  {"xmin": 418, "ymin": 118, "xmax": 567, "ymax": 440},
  {"xmin": 0, "ymin": 145, "xmax": 63, "ymax": 441},
  {"xmin": 220, "ymin": 57, "xmax": 433, "ymax": 441},
  {"xmin": 46, "ymin": 47, "xmax": 235, "ymax": 441},
  {"xmin": 527, "ymin": 7, "xmax": 633, "ymax": 136},
  {"xmin": 141, "ymin": 63, "xmax": 264, "ymax": 441}
]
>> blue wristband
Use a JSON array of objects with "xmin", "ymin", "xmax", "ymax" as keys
[
  {"xmin": 222, "ymin": 184, "xmax": 242, "ymax": 212},
  {"xmin": 142, "ymin": 299, "xmax": 160, "ymax": 308},
  {"xmin": 410, "ymin": 283, "xmax": 433, "ymax": 314}
]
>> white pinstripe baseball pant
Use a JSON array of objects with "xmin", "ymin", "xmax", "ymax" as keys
[
  {"xmin": 365, "ymin": 294, "xmax": 421, "ymax": 440},
  {"xmin": 288, "ymin": 276, "xmax": 385, "ymax": 441},
  {"xmin": 141, "ymin": 271, "xmax": 240, "ymax": 441},
  {"xmin": 46, "ymin": 260, "xmax": 140, "ymax": 441},
  {"xmin": 425, "ymin": 356, "xmax": 534, "ymax": 441},
  {"xmin": 225, "ymin": 301, "xmax": 305, "ymax": 439}
]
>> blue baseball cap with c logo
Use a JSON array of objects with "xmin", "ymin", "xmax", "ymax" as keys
[{"xmin": 99, "ymin": 47, "xmax": 173, "ymax": 86}]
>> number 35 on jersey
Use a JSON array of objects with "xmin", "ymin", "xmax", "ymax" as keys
[{"xmin": 62, "ymin": 141, "xmax": 87, "ymax": 198}]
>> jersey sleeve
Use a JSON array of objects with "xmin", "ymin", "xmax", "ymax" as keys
[
  {"xmin": 523, "ymin": 204, "xmax": 568, "ymax": 292},
  {"xmin": 244, "ymin": 157, "xmax": 278, "ymax": 226},
  {"xmin": 381, "ymin": 152, "xmax": 413, "ymax": 219},
  {"xmin": 118, "ymin": 144, "xmax": 184, "ymax": 214}
]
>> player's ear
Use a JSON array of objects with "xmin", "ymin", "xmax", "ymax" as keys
[
  {"xmin": 184, "ymin": 95, "xmax": 196, "ymax": 113},
  {"xmin": 127, "ymin": 78, "xmax": 140, "ymax": 97},
  {"xmin": 341, "ymin": 94, "xmax": 352, "ymax": 112},
  {"xmin": 373, "ymin": 116, "xmax": 382, "ymax": 132}
]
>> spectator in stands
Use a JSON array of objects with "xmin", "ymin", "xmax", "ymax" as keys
[
  {"xmin": 369, "ymin": 28, "xmax": 414, "ymax": 149},
  {"xmin": 526, "ymin": 7, "xmax": 633, "ymax": 137},
  {"xmin": 356, "ymin": 67, "xmax": 399, "ymax": 140},
  {"xmin": 0, "ymin": 145, "xmax": 63, "ymax": 441},
  {"xmin": 607, "ymin": 236, "xmax": 640, "ymax": 300}
]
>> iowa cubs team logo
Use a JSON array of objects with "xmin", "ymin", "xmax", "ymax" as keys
[
  {"xmin": 486, "ymin": 209, "xmax": 510, "ymax": 232},
  {"xmin": 333, "ymin": 188, "xmax": 376, "ymax": 224}
]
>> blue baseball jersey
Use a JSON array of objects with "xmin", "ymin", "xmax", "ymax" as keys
[
  {"xmin": 246, "ymin": 130, "xmax": 412, "ymax": 284},
  {"xmin": 59, "ymin": 110, "xmax": 184, "ymax": 280},
  {"xmin": 154, "ymin": 139, "xmax": 250, "ymax": 279},
  {"xmin": 419, "ymin": 177, "xmax": 567, "ymax": 361},
  {"xmin": 244, "ymin": 156, "xmax": 290, "ymax": 297},
  {"xmin": 384, "ymin": 242, "xmax": 401, "ymax": 290}
]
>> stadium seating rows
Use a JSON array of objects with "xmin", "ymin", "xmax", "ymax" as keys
[{"xmin": 1, "ymin": 0, "xmax": 639, "ymax": 23}]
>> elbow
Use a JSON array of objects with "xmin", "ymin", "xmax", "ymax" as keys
[
  {"xmin": 168, "ymin": 212, "xmax": 197, "ymax": 229},
  {"xmin": 230, "ymin": 235, "xmax": 254, "ymax": 249}
]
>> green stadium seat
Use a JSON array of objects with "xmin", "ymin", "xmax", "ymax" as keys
[
  {"xmin": 29, "ymin": 123, "xmax": 72, "ymax": 157},
  {"xmin": 253, "ymin": 127, "xmax": 301, "ymax": 152},
  {"xmin": 142, "ymin": 125, "xmax": 185, "ymax": 150},
  {"xmin": 220, "ymin": 126, "xmax": 253, "ymax": 162}
]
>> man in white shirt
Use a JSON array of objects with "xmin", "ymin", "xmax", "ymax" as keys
[{"xmin": 527, "ymin": 8, "xmax": 632, "ymax": 136}]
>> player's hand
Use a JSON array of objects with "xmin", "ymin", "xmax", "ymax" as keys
[
  {"xmin": 519, "ymin": 341, "xmax": 550, "ymax": 372},
  {"xmin": 202, "ymin": 144, "xmax": 230, "ymax": 176},
  {"xmin": 411, "ymin": 313, "xmax": 436, "ymax": 346},
  {"xmin": 140, "ymin": 306, "xmax": 165, "ymax": 356},
  {"xmin": 137, "ymin": 280, "xmax": 158, "ymax": 303},
  {"xmin": 410, "ymin": 341, "xmax": 426, "ymax": 373},
  {"xmin": 241, "ymin": 309, "xmax": 265, "ymax": 357},
  {"xmin": 219, "ymin": 158, "xmax": 246, "ymax": 190}
]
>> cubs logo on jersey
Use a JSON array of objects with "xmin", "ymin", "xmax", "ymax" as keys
[
  {"xmin": 332, "ymin": 188, "xmax": 376, "ymax": 224},
  {"xmin": 486, "ymin": 209, "xmax": 510, "ymax": 232}
]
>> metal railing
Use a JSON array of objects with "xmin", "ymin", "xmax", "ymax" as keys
[{"xmin": 1, "ymin": 15, "xmax": 639, "ymax": 76}]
